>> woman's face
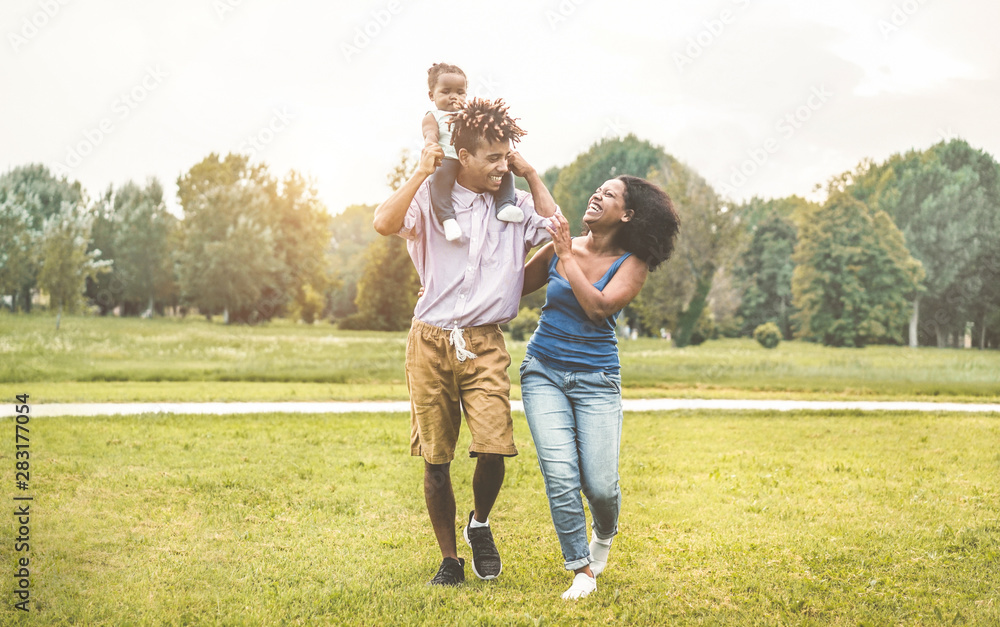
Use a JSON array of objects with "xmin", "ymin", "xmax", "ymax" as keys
[{"xmin": 583, "ymin": 179, "xmax": 629, "ymax": 226}]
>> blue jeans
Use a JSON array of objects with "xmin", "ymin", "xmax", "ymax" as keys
[{"xmin": 520, "ymin": 354, "xmax": 623, "ymax": 571}]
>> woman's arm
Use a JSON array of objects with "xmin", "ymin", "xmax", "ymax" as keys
[
  {"xmin": 522, "ymin": 242, "xmax": 555, "ymax": 296},
  {"xmin": 547, "ymin": 213, "xmax": 648, "ymax": 323},
  {"xmin": 373, "ymin": 143, "xmax": 442, "ymax": 236}
]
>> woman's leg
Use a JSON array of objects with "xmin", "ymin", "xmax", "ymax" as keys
[
  {"xmin": 520, "ymin": 357, "xmax": 592, "ymax": 572},
  {"xmin": 571, "ymin": 371, "xmax": 623, "ymax": 553}
]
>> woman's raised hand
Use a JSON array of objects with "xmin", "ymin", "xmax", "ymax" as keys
[{"xmin": 546, "ymin": 211, "xmax": 573, "ymax": 258}]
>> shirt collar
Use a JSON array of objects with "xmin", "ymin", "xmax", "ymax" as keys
[{"xmin": 452, "ymin": 181, "xmax": 487, "ymax": 207}]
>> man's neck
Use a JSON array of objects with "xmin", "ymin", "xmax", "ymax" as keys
[{"xmin": 455, "ymin": 172, "xmax": 488, "ymax": 195}]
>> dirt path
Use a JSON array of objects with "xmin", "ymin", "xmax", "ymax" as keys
[{"xmin": 20, "ymin": 399, "xmax": 1000, "ymax": 417}]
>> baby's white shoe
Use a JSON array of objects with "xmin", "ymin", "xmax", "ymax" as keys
[
  {"xmin": 496, "ymin": 204, "xmax": 523, "ymax": 223},
  {"xmin": 443, "ymin": 218, "xmax": 462, "ymax": 241}
]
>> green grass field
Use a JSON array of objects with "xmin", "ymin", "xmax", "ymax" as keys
[
  {"xmin": 2, "ymin": 409, "xmax": 997, "ymax": 625},
  {"xmin": 2, "ymin": 314, "xmax": 999, "ymax": 403}
]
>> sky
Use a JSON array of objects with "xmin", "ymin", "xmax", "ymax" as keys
[{"xmin": 2, "ymin": 0, "xmax": 998, "ymax": 217}]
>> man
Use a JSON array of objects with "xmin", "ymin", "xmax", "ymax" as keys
[{"xmin": 373, "ymin": 98, "xmax": 557, "ymax": 586}]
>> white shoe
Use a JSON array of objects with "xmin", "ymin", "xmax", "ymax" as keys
[
  {"xmin": 443, "ymin": 218, "xmax": 462, "ymax": 241},
  {"xmin": 561, "ymin": 572, "xmax": 596, "ymax": 600},
  {"xmin": 495, "ymin": 204, "xmax": 523, "ymax": 223},
  {"xmin": 589, "ymin": 536, "xmax": 613, "ymax": 577}
]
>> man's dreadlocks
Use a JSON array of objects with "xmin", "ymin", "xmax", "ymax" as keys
[{"xmin": 449, "ymin": 98, "xmax": 526, "ymax": 156}]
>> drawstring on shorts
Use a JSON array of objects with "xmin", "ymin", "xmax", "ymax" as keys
[{"xmin": 449, "ymin": 327, "xmax": 478, "ymax": 362}]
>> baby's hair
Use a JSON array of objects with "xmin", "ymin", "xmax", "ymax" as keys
[
  {"xmin": 450, "ymin": 98, "xmax": 526, "ymax": 155},
  {"xmin": 427, "ymin": 62, "xmax": 467, "ymax": 90}
]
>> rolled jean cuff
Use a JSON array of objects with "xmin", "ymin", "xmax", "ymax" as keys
[
  {"xmin": 564, "ymin": 555, "xmax": 592, "ymax": 572},
  {"xmin": 593, "ymin": 524, "xmax": 618, "ymax": 541}
]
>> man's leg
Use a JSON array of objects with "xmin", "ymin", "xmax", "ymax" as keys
[
  {"xmin": 464, "ymin": 452, "xmax": 505, "ymax": 580},
  {"xmin": 425, "ymin": 461, "xmax": 458, "ymax": 559},
  {"xmin": 406, "ymin": 319, "xmax": 466, "ymax": 585},
  {"xmin": 458, "ymin": 325, "xmax": 516, "ymax": 580},
  {"xmin": 472, "ymin": 453, "xmax": 505, "ymax": 523}
]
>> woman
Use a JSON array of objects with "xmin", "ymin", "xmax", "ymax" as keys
[{"xmin": 520, "ymin": 175, "xmax": 680, "ymax": 599}]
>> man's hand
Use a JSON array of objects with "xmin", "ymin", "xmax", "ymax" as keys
[
  {"xmin": 507, "ymin": 151, "xmax": 535, "ymax": 178},
  {"xmin": 374, "ymin": 144, "xmax": 444, "ymax": 236},
  {"xmin": 418, "ymin": 143, "xmax": 445, "ymax": 176}
]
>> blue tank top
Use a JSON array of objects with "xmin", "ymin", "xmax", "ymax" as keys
[{"xmin": 525, "ymin": 249, "xmax": 633, "ymax": 374}]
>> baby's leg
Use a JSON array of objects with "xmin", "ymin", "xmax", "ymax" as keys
[
  {"xmin": 494, "ymin": 172, "xmax": 523, "ymax": 223},
  {"xmin": 430, "ymin": 158, "xmax": 462, "ymax": 240}
]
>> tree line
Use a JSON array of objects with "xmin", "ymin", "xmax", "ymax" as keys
[{"xmin": 2, "ymin": 137, "xmax": 998, "ymax": 348}]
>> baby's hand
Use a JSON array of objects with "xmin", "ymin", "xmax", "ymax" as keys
[{"xmin": 507, "ymin": 151, "xmax": 534, "ymax": 178}]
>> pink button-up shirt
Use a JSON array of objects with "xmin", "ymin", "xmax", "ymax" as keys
[{"xmin": 400, "ymin": 180, "xmax": 553, "ymax": 329}]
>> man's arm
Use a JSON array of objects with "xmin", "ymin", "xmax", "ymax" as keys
[
  {"xmin": 522, "ymin": 242, "xmax": 555, "ymax": 296},
  {"xmin": 508, "ymin": 151, "xmax": 556, "ymax": 218},
  {"xmin": 373, "ymin": 144, "xmax": 443, "ymax": 236}
]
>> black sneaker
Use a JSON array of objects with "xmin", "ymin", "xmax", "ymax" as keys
[
  {"xmin": 428, "ymin": 557, "xmax": 465, "ymax": 586},
  {"xmin": 463, "ymin": 511, "xmax": 502, "ymax": 580}
]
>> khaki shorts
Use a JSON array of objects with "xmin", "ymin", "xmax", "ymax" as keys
[{"xmin": 405, "ymin": 318, "xmax": 516, "ymax": 464}]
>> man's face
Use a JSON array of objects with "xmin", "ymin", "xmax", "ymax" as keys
[{"xmin": 458, "ymin": 139, "xmax": 511, "ymax": 194}]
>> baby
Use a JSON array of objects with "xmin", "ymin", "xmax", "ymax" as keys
[{"xmin": 422, "ymin": 62, "xmax": 521, "ymax": 241}]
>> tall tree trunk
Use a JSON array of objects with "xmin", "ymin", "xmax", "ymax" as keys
[
  {"xmin": 934, "ymin": 322, "xmax": 946, "ymax": 348},
  {"xmin": 980, "ymin": 313, "xmax": 987, "ymax": 350},
  {"xmin": 674, "ymin": 267, "xmax": 714, "ymax": 348},
  {"xmin": 909, "ymin": 296, "xmax": 920, "ymax": 348},
  {"xmin": 55, "ymin": 304, "xmax": 62, "ymax": 330}
]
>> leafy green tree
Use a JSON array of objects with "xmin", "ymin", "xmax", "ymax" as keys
[
  {"xmin": 86, "ymin": 179, "xmax": 178, "ymax": 316},
  {"xmin": 347, "ymin": 151, "xmax": 421, "ymax": 331},
  {"xmin": 844, "ymin": 140, "xmax": 1000, "ymax": 347},
  {"xmin": 330, "ymin": 204, "xmax": 378, "ymax": 320},
  {"xmin": 37, "ymin": 202, "xmax": 111, "ymax": 329},
  {"xmin": 0, "ymin": 197, "xmax": 35, "ymax": 308},
  {"xmin": 733, "ymin": 196, "xmax": 813, "ymax": 338},
  {"xmin": 175, "ymin": 153, "xmax": 331, "ymax": 323},
  {"xmin": 0, "ymin": 164, "xmax": 83, "ymax": 311},
  {"xmin": 345, "ymin": 235, "xmax": 420, "ymax": 331},
  {"xmin": 175, "ymin": 174, "xmax": 277, "ymax": 321},
  {"xmin": 270, "ymin": 171, "xmax": 334, "ymax": 323},
  {"xmin": 84, "ymin": 187, "xmax": 120, "ymax": 314},
  {"xmin": 791, "ymin": 192, "xmax": 924, "ymax": 347}
]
